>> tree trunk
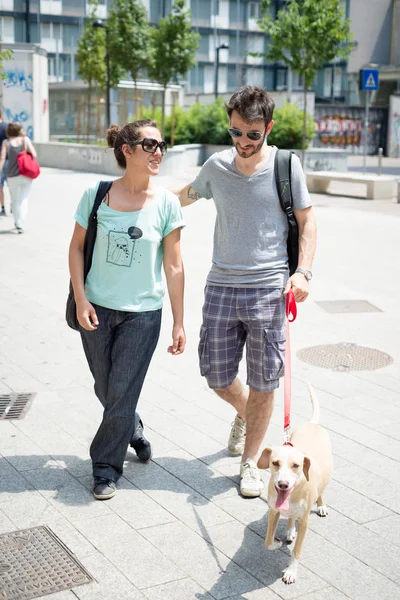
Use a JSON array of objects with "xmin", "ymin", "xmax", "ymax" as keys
[
  {"xmin": 87, "ymin": 83, "xmax": 92, "ymax": 144},
  {"xmin": 161, "ymin": 86, "xmax": 166, "ymax": 137},
  {"xmin": 301, "ymin": 84, "xmax": 308, "ymax": 167}
]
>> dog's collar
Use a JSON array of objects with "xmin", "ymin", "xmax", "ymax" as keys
[{"xmin": 283, "ymin": 442, "xmax": 294, "ymax": 447}]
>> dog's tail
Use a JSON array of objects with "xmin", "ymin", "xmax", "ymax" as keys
[{"xmin": 307, "ymin": 383, "xmax": 320, "ymax": 424}]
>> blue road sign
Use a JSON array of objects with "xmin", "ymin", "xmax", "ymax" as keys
[{"xmin": 360, "ymin": 68, "xmax": 379, "ymax": 91}]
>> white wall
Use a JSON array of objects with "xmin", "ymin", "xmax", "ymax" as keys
[
  {"xmin": 388, "ymin": 95, "xmax": 400, "ymax": 158},
  {"xmin": 347, "ymin": 0, "xmax": 392, "ymax": 73}
]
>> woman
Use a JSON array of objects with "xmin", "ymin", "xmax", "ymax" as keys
[
  {"xmin": 0, "ymin": 122, "xmax": 37, "ymax": 233},
  {"xmin": 69, "ymin": 119, "xmax": 186, "ymax": 500}
]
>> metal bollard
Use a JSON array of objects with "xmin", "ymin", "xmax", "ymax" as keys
[{"xmin": 377, "ymin": 147, "xmax": 383, "ymax": 176}]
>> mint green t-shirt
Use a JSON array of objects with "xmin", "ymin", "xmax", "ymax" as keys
[{"xmin": 74, "ymin": 182, "xmax": 185, "ymax": 312}]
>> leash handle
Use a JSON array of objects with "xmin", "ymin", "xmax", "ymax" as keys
[{"xmin": 283, "ymin": 290, "xmax": 296, "ymax": 433}]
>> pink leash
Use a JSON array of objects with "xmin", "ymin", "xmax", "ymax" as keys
[{"xmin": 283, "ymin": 289, "xmax": 297, "ymax": 445}]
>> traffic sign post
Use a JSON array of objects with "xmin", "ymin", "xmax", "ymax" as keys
[{"xmin": 359, "ymin": 68, "xmax": 379, "ymax": 173}]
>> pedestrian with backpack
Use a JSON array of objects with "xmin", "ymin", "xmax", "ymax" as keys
[
  {"xmin": 68, "ymin": 120, "xmax": 186, "ymax": 500},
  {"xmin": 173, "ymin": 86, "xmax": 316, "ymax": 498}
]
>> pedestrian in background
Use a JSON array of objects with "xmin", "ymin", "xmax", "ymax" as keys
[
  {"xmin": 0, "ymin": 122, "xmax": 37, "ymax": 233},
  {"xmin": 69, "ymin": 119, "xmax": 186, "ymax": 500},
  {"xmin": 0, "ymin": 110, "xmax": 8, "ymax": 216}
]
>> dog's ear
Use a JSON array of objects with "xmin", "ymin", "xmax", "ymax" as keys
[
  {"xmin": 303, "ymin": 456, "xmax": 311, "ymax": 481},
  {"xmin": 258, "ymin": 448, "xmax": 272, "ymax": 470}
]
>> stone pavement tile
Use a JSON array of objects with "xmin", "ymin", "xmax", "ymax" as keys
[
  {"xmin": 0, "ymin": 358, "xmax": 49, "ymax": 393},
  {"xmin": 73, "ymin": 552, "xmax": 145, "ymax": 600},
  {"xmin": 364, "ymin": 514, "xmax": 400, "ymax": 547},
  {"xmin": 22, "ymin": 465, "xmax": 113, "ymax": 523},
  {"xmin": 79, "ymin": 474, "xmax": 177, "ymax": 530},
  {"xmin": 328, "ymin": 430, "xmax": 400, "ymax": 483},
  {"xmin": 375, "ymin": 420, "xmax": 400, "ymax": 441},
  {"xmin": 224, "ymin": 589, "xmax": 283, "ymax": 600},
  {"xmin": 301, "ymin": 540, "xmax": 400, "ymax": 600},
  {"xmin": 74, "ymin": 514, "xmax": 185, "ymax": 589},
  {"xmin": 291, "ymin": 588, "xmax": 349, "ymax": 600},
  {"xmin": 140, "ymin": 521, "xmax": 264, "ymax": 600},
  {"xmin": 309, "ymin": 507, "xmax": 400, "ymax": 581},
  {"xmin": 333, "ymin": 464, "xmax": 400, "ymax": 512},
  {"xmin": 0, "ymin": 427, "xmax": 57, "ymax": 473},
  {"xmin": 0, "ymin": 457, "xmax": 35, "ymax": 503},
  {"xmin": 41, "ymin": 592, "xmax": 76, "ymax": 599},
  {"xmin": 214, "ymin": 494, "xmax": 269, "ymax": 533},
  {"xmin": 0, "ymin": 507, "xmax": 17, "ymax": 533},
  {"xmin": 153, "ymin": 448, "xmax": 238, "ymax": 501},
  {"xmin": 326, "ymin": 479, "xmax": 392, "ymax": 523},
  {"xmin": 201, "ymin": 520, "xmax": 328, "ymax": 599},
  {"xmin": 123, "ymin": 455, "xmax": 235, "ymax": 532},
  {"xmin": 141, "ymin": 402, "xmax": 226, "ymax": 459},
  {"xmin": 142, "ymin": 578, "xmax": 214, "ymax": 600}
]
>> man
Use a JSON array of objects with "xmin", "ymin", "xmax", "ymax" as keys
[
  {"xmin": 175, "ymin": 86, "xmax": 316, "ymax": 498},
  {"xmin": 0, "ymin": 110, "xmax": 8, "ymax": 216}
]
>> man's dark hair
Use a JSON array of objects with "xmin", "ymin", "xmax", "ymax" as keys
[{"xmin": 226, "ymin": 86, "xmax": 275, "ymax": 126}]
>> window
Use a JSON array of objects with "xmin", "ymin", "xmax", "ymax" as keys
[
  {"xmin": 0, "ymin": 17, "xmax": 14, "ymax": 43},
  {"xmin": 249, "ymin": 2, "xmax": 259, "ymax": 20},
  {"xmin": 276, "ymin": 68, "xmax": 287, "ymax": 90},
  {"xmin": 41, "ymin": 22, "xmax": 62, "ymax": 40}
]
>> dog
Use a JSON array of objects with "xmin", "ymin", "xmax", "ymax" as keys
[{"xmin": 257, "ymin": 384, "xmax": 333, "ymax": 585}]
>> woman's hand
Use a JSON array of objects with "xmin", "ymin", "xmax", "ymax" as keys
[
  {"xmin": 168, "ymin": 324, "xmax": 186, "ymax": 355},
  {"xmin": 76, "ymin": 299, "xmax": 99, "ymax": 330}
]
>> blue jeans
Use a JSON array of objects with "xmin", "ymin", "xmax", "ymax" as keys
[{"xmin": 80, "ymin": 304, "xmax": 162, "ymax": 481}]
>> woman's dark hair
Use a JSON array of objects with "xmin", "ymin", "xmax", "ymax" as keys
[
  {"xmin": 6, "ymin": 122, "xmax": 24, "ymax": 137},
  {"xmin": 226, "ymin": 86, "xmax": 275, "ymax": 126},
  {"xmin": 107, "ymin": 119, "xmax": 158, "ymax": 169}
]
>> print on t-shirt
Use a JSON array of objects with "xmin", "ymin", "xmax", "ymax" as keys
[{"xmin": 107, "ymin": 226, "xmax": 143, "ymax": 267}]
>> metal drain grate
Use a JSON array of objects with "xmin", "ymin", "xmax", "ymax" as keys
[
  {"xmin": 316, "ymin": 300, "xmax": 382, "ymax": 313},
  {"xmin": 0, "ymin": 526, "xmax": 92, "ymax": 599},
  {"xmin": 0, "ymin": 393, "xmax": 35, "ymax": 420},
  {"xmin": 297, "ymin": 342, "xmax": 393, "ymax": 372}
]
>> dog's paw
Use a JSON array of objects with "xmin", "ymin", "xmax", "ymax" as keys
[
  {"xmin": 317, "ymin": 505, "xmax": 328, "ymax": 517},
  {"xmin": 286, "ymin": 527, "xmax": 296, "ymax": 544},
  {"xmin": 266, "ymin": 537, "xmax": 282, "ymax": 551},
  {"xmin": 282, "ymin": 560, "xmax": 298, "ymax": 584}
]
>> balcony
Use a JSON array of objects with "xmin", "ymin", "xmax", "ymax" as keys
[{"xmin": 40, "ymin": 0, "xmax": 62, "ymax": 15}]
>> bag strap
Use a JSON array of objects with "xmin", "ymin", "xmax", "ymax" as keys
[
  {"xmin": 83, "ymin": 180, "xmax": 113, "ymax": 280},
  {"xmin": 274, "ymin": 149, "xmax": 294, "ymax": 218}
]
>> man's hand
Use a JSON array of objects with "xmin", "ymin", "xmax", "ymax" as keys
[
  {"xmin": 167, "ymin": 324, "xmax": 186, "ymax": 355},
  {"xmin": 76, "ymin": 299, "xmax": 99, "ymax": 330},
  {"xmin": 284, "ymin": 273, "xmax": 309, "ymax": 303}
]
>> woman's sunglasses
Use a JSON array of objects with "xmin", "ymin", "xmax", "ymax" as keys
[
  {"xmin": 132, "ymin": 138, "xmax": 167, "ymax": 156},
  {"xmin": 228, "ymin": 128, "xmax": 264, "ymax": 141}
]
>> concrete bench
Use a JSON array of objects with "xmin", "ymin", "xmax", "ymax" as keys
[{"xmin": 306, "ymin": 171, "xmax": 400, "ymax": 200}]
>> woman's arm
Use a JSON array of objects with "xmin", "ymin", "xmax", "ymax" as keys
[
  {"xmin": 163, "ymin": 227, "xmax": 186, "ymax": 354},
  {"xmin": 0, "ymin": 140, "xmax": 7, "ymax": 172},
  {"xmin": 25, "ymin": 137, "xmax": 37, "ymax": 158},
  {"xmin": 68, "ymin": 222, "xmax": 98, "ymax": 330}
]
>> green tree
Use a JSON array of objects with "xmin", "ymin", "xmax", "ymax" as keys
[
  {"xmin": 268, "ymin": 102, "xmax": 315, "ymax": 149},
  {"xmin": 75, "ymin": 0, "xmax": 106, "ymax": 141},
  {"xmin": 148, "ymin": 0, "xmax": 200, "ymax": 135},
  {"xmin": 108, "ymin": 0, "xmax": 153, "ymax": 118},
  {"xmin": 0, "ymin": 48, "xmax": 13, "ymax": 80},
  {"xmin": 259, "ymin": 0, "xmax": 353, "ymax": 163}
]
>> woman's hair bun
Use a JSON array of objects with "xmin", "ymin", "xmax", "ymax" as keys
[{"xmin": 106, "ymin": 124, "xmax": 121, "ymax": 148}]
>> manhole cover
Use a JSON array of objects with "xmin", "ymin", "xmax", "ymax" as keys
[
  {"xmin": 0, "ymin": 393, "xmax": 35, "ymax": 420},
  {"xmin": 297, "ymin": 343, "xmax": 393, "ymax": 372},
  {"xmin": 316, "ymin": 300, "xmax": 382, "ymax": 313},
  {"xmin": 0, "ymin": 526, "xmax": 92, "ymax": 599}
]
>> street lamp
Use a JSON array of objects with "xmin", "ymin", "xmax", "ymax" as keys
[
  {"xmin": 92, "ymin": 19, "xmax": 111, "ymax": 127},
  {"xmin": 214, "ymin": 43, "xmax": 229, "ymax": 99}
]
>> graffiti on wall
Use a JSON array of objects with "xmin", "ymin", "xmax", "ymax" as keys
[
  {"xmin": 2, "ymin": 58, "xmax": 34, "ymax": 139},
  {"xmin": 390, "ymin": 112, "xmax": 400, "ymax": 158},
  {"xmin": 314, "ymin": 106, "xmax": 388, "ymax": 155}
]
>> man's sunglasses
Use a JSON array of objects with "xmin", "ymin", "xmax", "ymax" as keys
[
  {"xmin": 228, "ymin": 128, "xmax": 264, "ymax": 141},
  {"xmin": 132, "ymin": 138, "xmax": 167, "ymax": 155}
]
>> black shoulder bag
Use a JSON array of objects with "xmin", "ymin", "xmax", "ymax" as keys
[
  {"xmin": 66, "ymin": 181, "xmax": 113, "ymax": 331},
  {"xmin": 274, "ymin": 149, "xmax": 299, "ymax": 277}
]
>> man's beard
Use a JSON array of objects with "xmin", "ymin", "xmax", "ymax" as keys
[{"xmin": 234, "ymin": 134, "xmax": 266, "ymax": 159}]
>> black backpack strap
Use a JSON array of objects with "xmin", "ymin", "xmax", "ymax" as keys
[
  {"xmin": 83, "ymin": 181, "xmax": 113, "ymax": 280},
  {"xmin": 274, "ymin": 150, "xmax": 299, "ymax": 276}
]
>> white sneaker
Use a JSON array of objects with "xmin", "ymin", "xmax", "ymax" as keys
[
  {"xmin": 228, "ymin": 415, "xmax": 246, "ymax": 456},
  {"xmin": 240, "ymin": 459, "xmax": 264, "ymax": 498}
]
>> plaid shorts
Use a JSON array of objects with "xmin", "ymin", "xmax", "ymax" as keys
[{"xmin": 198, "ymin": 285, "xmax": 286, "ymax": 393}]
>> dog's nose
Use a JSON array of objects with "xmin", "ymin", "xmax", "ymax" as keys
[{"xmin": 278, "ymin": 480, "xmax": 289, "ymax": 490}]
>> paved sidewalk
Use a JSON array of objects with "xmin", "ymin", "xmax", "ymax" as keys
[{"xmin": 0, "ymin": 167, "xmax": 400, "ymax": 600}]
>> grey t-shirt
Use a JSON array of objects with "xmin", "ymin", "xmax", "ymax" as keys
[{"xmin": 192, "ymin": 146, "xmax": 312, "ymax": 288}]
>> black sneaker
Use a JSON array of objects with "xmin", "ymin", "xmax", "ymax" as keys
[
  {"xmin": 93, "ymin": 477, "xmax": 116, "ymax": 500},
  {"xmin": 0, "ymin": 207, "xmax": 6, "ymax": 216},
  {"xmin": 130, "ymin": 421, "xmax": 152, "ymax": 463}
]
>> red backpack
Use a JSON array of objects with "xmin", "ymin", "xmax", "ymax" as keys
[{"xmin": 17, "ymin": 138, "xmax": 40, "ymax": 179}]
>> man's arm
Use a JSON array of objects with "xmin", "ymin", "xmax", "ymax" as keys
[
  {"xmin": 171, "ymin": 183, "xmax": 203, "ymax": 208},
  {"xmin": 284, "ymin": 206, "xmax": 317, "ymax": 303}
]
